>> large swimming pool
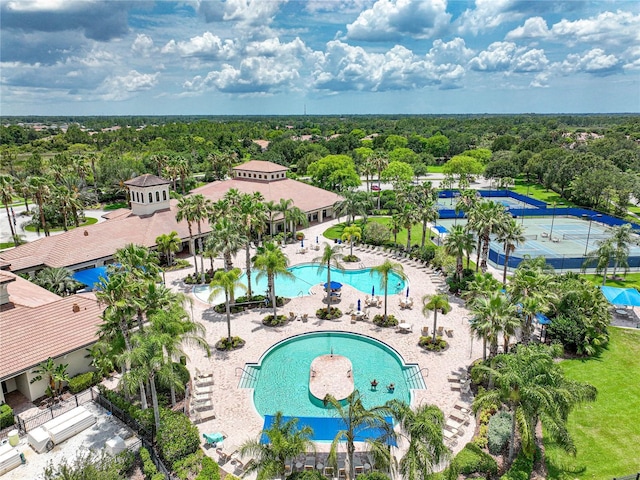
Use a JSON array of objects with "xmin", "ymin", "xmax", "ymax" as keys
[
  {"xmin": 245, "ymin": 331, "xmax": 420, "ymax": 418},
  {"xmin": 193, "ymin": 263, "xmax": 407, "ymax": 303}
]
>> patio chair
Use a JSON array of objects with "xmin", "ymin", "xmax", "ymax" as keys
[
  {"xmin": 437, "ymin": 326, "xmax": 444, "ymax": 336},
  {"xmin": 323, "ymin": 466, "xmax": 335, "ymax": 478},
  {"xmin": 289, "ymin": 311, "xmax": 297, "ymax": 321},
  {"xmin": 421, "ymin": 326, "xmax": 429, "ymax": 336},
  {"xmin": 304, "ymin": 455, "xmax": 317, "ymax": 471},
  {"xmin": 346, "ymin": 303, "xmax": 355, "ymax": 315},
  {"xmin": 445, "ymin": 329, "xmax": 453, "ymax": 337},
  {"xmin": 301, "ymin": 313, "xmax": 309, "ymax": 322},
  {"xmin": 405, "ymin": 297, "xmax": 414, "ymax": 309},
  {"xmin": 354, "ymin": 455, "xmax": 364, "ymax": 475},
  {"xmin": 376, "ymin": 296, "xmax": 383, "ymax": 307}
]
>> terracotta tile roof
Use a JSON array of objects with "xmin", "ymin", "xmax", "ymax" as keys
[
  {"xmin": 2, "ymin": 271, "xmax": 61, "ymax": 308},
  {"xmin": 191, "ymin": 178, "xmax": 343, "ymax": 215},
  {"xmin": 0, "ymin": 292, "xmax": 103, "ymax": 380},
  {"xmin": 124, "ymin": 173, "xmax": 171, "ymax": 187},
  {"xmin": 0, "ymin": 271, "xmax": 16, "ymax": 285},
  {"xmin": 233, "ymin": 160, "xmax": 288, "ymax": 173},
  {"xmin": 0, "ymin": 200, "xmax": 211, "ymax": 273}
]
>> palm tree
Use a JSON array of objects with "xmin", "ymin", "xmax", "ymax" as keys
[
  {"xmin": 582, "ymin": 238, "xmax": 616, "ymax": 286},
  {"xmin": 369, "ymin": 260, "xmax": 406, "ymax": 322},
  {"xmin": 254, "ymin": 242, "xmax": 294, "ymax": 321},
  {"xmin": 286, "ymin": 206, "xmax": 309, "ymax": 239},
  {"xmin": 155, "ymin": 231, "xmax": 181, "ymax": 267},
  {"xmin": 189, "ymin": 194, "xmax": 212, "ymax": 283},
  {"xmin": 609, "ymin": 223, "xmax": 636, "ymax": 278},
  {"xmin": 0, "ymin": 174, "xmax": 17, "ymax": 238},
  {"xmin": 239, "ymin": 411, "xmax": 315, "ymax": 480},
  {"xmin": 496, "ymin": 218, "xmax": 526, "ymax": 287},
  {"xmin": 443, "ymin": 225, "xmax": 474, "ymax": 283},
  {"xmin": 386, "ymin": 400, "xmax": 449, "ymax": 480},
  {"xmin": 30, "ymin": 357, "xmax": 67, "ymax": 399},
  {"xmin": 209, "ymin": 268, "xmax": 246, "ymax": 344},
  {"xmin": 370, "ymin": 152, "xmax": 388, "ymax": 209},
  {"xmin": 398, "ymin": 204, "xmax": 420, "ymax": 250},
  {"xmin": 472, "ymin": 344, "xmax": 597, "ymax": 462},
  {"xmin": 33, "ymin": 266, "xmax": 77, "ymax": 296},
  {"xmin": 334, "ymin": 190, "xmax": 370, "ymax": 225},
  {"xmin": 313, "ymin": 243, "xmax": 345, "ymax": 316},
  {"xmin": 324, "ymin": 390, "xmax": 395, "ymax": 480},
  {"xmin": 276, "ymin": 198, "xmax": 294, "ymax": 243},
  {"xmin": 472, "ymin": 200, "xmax": 510, "ymax": 273},
  {"xmin": 469, "ymin": 291, "xmax": 518, "ymax": 358},
  {"xmin": 238, "ymin": 192, "xmax": 266, "ymax": 298},
  {"xmin": 422, "ymin": 294, "xmax": 451, "ymax": 344},
  {"xmin": 176, "ymin": 196, "xmax": 199, "ymax": 277},
  {"xmin": 341, "ymin": 224, "xmax": 362, "ymax": 257},
  {"xmin": 464, "ymin": 272, "xmax": 501, "ymax": 305},
  {"xmin": 207, "ymin": 215, "xmax": 246, "ymax": 273},
  {"xmin": 29, "ymin": 176, "xmax": 51, "ymax": 236}
]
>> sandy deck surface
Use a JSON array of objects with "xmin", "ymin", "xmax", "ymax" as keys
[{"xmin": 168, "ymin": 218, "xmax": 482, "ymax": 475}]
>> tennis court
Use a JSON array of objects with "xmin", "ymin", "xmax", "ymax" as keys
[
  {"xmin": 436, "ymin": 214, "xmax": 640, "ymax": 269},
  {"xmin": 436, "ymin": 195, "xmax": 534, "ymax": 211}
]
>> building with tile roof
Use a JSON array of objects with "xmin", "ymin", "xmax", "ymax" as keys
[{"xmin": 0, "ymin": 270, "xmax": 104, "ymax": 403}]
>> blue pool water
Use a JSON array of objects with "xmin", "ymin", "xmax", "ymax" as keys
[
  {"xmin": 249, "ymin": 331, "xmax": 413, "ymax": 418},
  {"xmin": 193, "ymin": 263, "xmax": 407, "ymax": 303}
]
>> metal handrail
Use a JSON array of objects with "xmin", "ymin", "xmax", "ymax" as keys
[
  {"xmin": 235, "ymin": 366, "xmax": 258, "ymax": 381},
  {"xmin": 407, "ymin": 367, "xmax": 429, "ymax": 382}
]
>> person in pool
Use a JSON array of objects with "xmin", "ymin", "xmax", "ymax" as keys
[
  {"xmin": 371, "ymin": 379, "xmax": 378, "ymax": 390},
  {"xmin": 387, "ymin": 383, "xmax": 395, "ymax": 393}
]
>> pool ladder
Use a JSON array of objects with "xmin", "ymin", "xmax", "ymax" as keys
[{"xmin": 236, "ymin": 365, "xmax": 260, "ymax": 389}]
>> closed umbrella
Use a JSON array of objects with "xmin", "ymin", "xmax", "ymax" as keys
[
  {"xmin": 406, "ymin": 286, "xmax": 410, "ymax": 298},
  {"xmin": 316, "ymin": 236, "xmax": 319, "ymax": 244},
  {"xmin": 301, "ymin": 239, "xmax": 304, "ymax": 247},
  {"xmin": 372, "ymin": 285, "xmax": 375, "ymax": 297},
  {"xmin": 357, "ymin": 299, "xmax": 361, "ymax": 311}
]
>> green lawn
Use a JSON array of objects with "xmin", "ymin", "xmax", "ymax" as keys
[
  {"xmin": 24, "ymin": 216, "xmax": 98, "ymax": 233},
  {"xmin": 324, "ymin": 218, "xmax": 434, "ymax": 248},
  {"xmin": 511, "ymin": 179, "xmax": 577, "ymax": 207},
  {"xmin": 582, "ymin": 272, "xmax": 640, "ymax": 292},
  {"xmin": 427, "ymin": 165, "xmax": 445, "ymax": 173},
  {"xmin": 545, "ymin": 327, "xmax": 640, "ymax": 479}
]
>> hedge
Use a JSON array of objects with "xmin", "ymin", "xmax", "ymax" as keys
[
  {"xmin": 450, "ymin": 443, "xmax": 498, "ymax": 476},
  {"xmin": 156, "ymin": 409, "xmax": 200, "ymax": 469},
  {"xmin": 68, "ymin": 371, "xmax": 98, "ymax": 394},
  {"xmin": 195, "ymin": 456, "xmax": 219, "ymax": 480},
  {"xmin": 0, "ymin": 404, "xmax": 14, "ymax": 429},
  {"xmin": 500, "ymin": 449, "xmax": 534, "ymax": 480}
]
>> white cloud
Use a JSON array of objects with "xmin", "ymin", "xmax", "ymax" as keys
[
  {"xmin": 424, "ymin": 37, "xmax": 474, "ymax": 65},
  {"xmin": 457, "ymin": 0, "xmax": 524, "ymax": 35},
  {"xmin": 197, "ymin": 0, "xmax": 286, "ymax": 26},
  {"xmin": 312, "ymin": 40, "xmax": 466, "ymax": 92},
  {"xmin": 131, "ymin": 34, "xmax": 155, "ymax": 57},
  {"xmin": 550, "ymin": 10, "xmax": 640, "ymax": 47},
  {"xmin": 622, "ymin": 46, "xmax": 640, "ymax": 71},
  {"xmin": 506, "ymin": 17, "xmax": 550, "ymax": 40},
  {"xmin": 469, "ymin": 42, "xmax": 548, "ymax": 72},
  {"xmin": 4, "ymin": 0, "xmax": 90, "ymax": 12},
  {"xmin": 100, "ymin": 70, "xmax": 159, "ymax": 101},
  {"xmin": 559, "ymin": 48, "xmax": 621, "ymax": 75},
  {"xmin": 161, "ymin": 32, "xmax": 237, "ymax": 60},
  {"xmin": 346, "ymin": 0, "xmax": 451, "ymax": 41}
]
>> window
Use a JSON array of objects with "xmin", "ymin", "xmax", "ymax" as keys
[
  {"xmin": 259, "ymin": 174, "xmax": 262, "ymax": 179},
  {"xmin": 156, "ymin": 191, "xmax": 160, "ymax": 201},
  {"xmin": 163, "ymin": 190, "xmax": 167, "ymax": 201},
  {"xmin": 149, "ymin": 192, "xmax": 153, "ymax": 203}
]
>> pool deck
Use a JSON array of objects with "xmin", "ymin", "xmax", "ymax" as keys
[{"xmin": 168, "ymin": 218, "xmax": 483, "ymax": 477}]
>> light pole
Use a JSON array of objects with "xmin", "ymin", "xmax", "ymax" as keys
[
  {"xmin": 549, "ymin": 201, "xmax": 563, "ymax": 240},
  {"xmin": 583, "ymin": 213, "xmax": 601, "ymax": 256}
]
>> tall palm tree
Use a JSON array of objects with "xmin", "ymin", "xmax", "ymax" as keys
[
  {"xmin": 209, "ymin": 268, "xmax": 246, "ymax": 344},
  {"xmin": 238, "ymin": 192, "xmax": 266, "ymax": 298},
  {"xmin": 386, "ymin": 400, "xmax": 449, "ymax": 480},
  {"xmin": 189, "ymin": 194, "xmax": 212, "ymax": 283},
  {"xmin": 443, "ymin": 225, "xmax": 474, "ymax": 282},
  {"xmin": 496, "ymin": 218, "xmax": 526, "ymax": 286},
  {"xmin": 609, "ymin": 223, "xmax": 636, "ymax": 278},
  {"xmin": 276, "ymin": 198, "xmax": 294, "ymax": 242},
  {"xmin": 155, "ymin": 231, "xmax": 181, "ymax": 267},
  {"xmin": 239, "ymin": 411, "xmax": 315, "ymax": 480},
  {"xmin": 341, "ymin": 224, "xmax": 362, "ymax": 257},
  {"xmin": 0, "ymin": 174, "xmax": 17, "ymax": 239},
  {"xmin": 334, "ymin": 190, "xmax": 370, "ymax": 225},
  {"xmin": 398, "ymin": 204, "xmax": 420, "ymax": 250},
  {"xmin": 313, "ymin": 243, "xmax": 345, "ymax": 316},
  {"xmin": 29, "ymin": 176, "xmax": 51, "ymax": 236},
  {"xmin": 422, "ymin": 294, "xmax": 451, "ymax": 344},
  {"xmin": 369, "ymin": 260, "xmax": 406, "ymax": 322},
  {"xmin": 324, "ymin": 390, "xmax": 395, "ymax": 480},
  {"xmin": 253, "ymin": 242, "xmax": 294, "ymax": 321},
  {"xmin": 176, "ymin": 196, "xmax": 199, "ymax": 277},
  {"xmin": 33, "ymin": 266, "xmax": 77, "ymax": 296},
  {"xmin": 472, "ymin": 200, "xmax": 510, "ymax": 273},
  {"xmin": 472, "ymin": 344, "xmax": 597, "ymax": 462},
  {"xmin": 582, "ymin": 238, "xmax": 616, "ymax": 286},
  {"xmin": 464, "ymin": 272, "xmax": 501, "ymax": 306},
  {"xmin": 370, "ymin": 152, "xmax": 388, "ymax": 209},
  {"xmin": 206, "ymin": 216, "xmax": 246, "ymax": 282},
  {"xmin": 286, "ymin": 206, "xmax": 309, "ymax": 238}
]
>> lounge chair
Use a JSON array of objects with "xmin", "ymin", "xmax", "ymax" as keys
[
  {"xmin": 346, "ymin": 303, "xmax": 355, "ymax": 315},
  {"xmin": 289, "ymin": 311, "xmax": 297, "ymax": 321},
  {"xmin": 437, "ymin": 326, "xmax": 444, "ymax": 336},
  {"xmin": 376, "ymin": 296, "xmax": 382, "ymax": 307},
  {"xmin": 454, "ymin": 402, "xmax": 472, "ymax": 415},
  {"xmin": 354, "ymin": 456, "xmax": 364, "ymax": 475},
  {"xmin": 194, "ymin": 383, "xmax": 214, "ymax": 395},
  {"xmin": 195, "ymin": 368, "xmax": 214, "ymax": 386},
  {"xmin": 405, "ymin": 297, "xmax": 414, "ymax": 309},
  {"xmin": 445, "ymin": 328, "xmax": 453, "ymax": 337},
  {"xmin": 301, "ymin": 313, "xmax": 309, "ymax": 322},
  {"xmin": 304, "ymin": 455, "xmax": 316, "ymax": 471},
  {"xmin": 284, "ymin": 458, "xmax": 294, "ymax": 476},
  {"xmin": 323, "ymin": 466, "xmax": 335, "ymax": 478},
  {"xmin": 421, "ymin": 326, "xmax": 429, "ymax": 336}
]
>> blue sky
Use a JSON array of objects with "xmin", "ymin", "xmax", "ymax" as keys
[{"xmin": 1, "ymin": 0, "xmax": 639, "ymax": 115}]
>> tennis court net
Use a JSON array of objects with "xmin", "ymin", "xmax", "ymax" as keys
[{"xmin": 562, "ymin": 233, "xmax": 610, "ymax": 241}]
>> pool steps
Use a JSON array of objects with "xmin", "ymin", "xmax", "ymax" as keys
[{"xmin": 238, "ymin": 364, "xmax": 260, "ymax": 389}]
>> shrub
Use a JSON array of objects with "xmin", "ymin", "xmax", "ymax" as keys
[
  {"xmin": 372, "ymin": 314, "xmax": 398, "ymax": 328},
  {"xmin": 500, "ymin": 448, "xmax": 534, "ymax": 480},
  {"xmin": 450, "ymin": 443, "xmax": 498, "ymax": 476},
  {"xmin": 97, "ymin": 385, "xmax": 154, "ymax": 433},
  {"xmin": 316, "ymin": 307, "xmax": 342, "ymax": 320},
  {"xmin": 195, "ymin": 456, "xmax": 219, "ymax": 480},
  {"xmin": 355, "ymin": 472, "xmax": 391, "ymax": 480},
  {"xmin": 215, "ymin": 336, "xmax": 245, "ymax": 351},
  {"xmin": 363, "ymin": 222, "xmax": 391, "ymax": 246},
  {"xmin": 414, "ymin": 245, "xmax": 437, "ymax": 264},
  {"xmin": 418, "ymin": 336, "xmax": 448, "ymax": 352},
  {"xmin": 288, "ymin": 471, "xmax": 326, "ymax": 480},
  {"xmin": 343, "ymin": 254, "xmax": 359, "ymax": 262},
  {"xmin": 262, "ymin": 314, "xmax": 289, "ymax": 326},
  {"xmin": 488, "ymin": 411, "xmax": 512, "ymax": 455},
  {"xmin": 0, "ymin": 403, "xmax": 15, "ymax": 429},
  {"xmin": 156, "ymin": 409, "xmax": 200, "ymax": 469},
  {"xmin": 140, "ymin": 447, "xmax": 158, "ymax": 478},
  {"xmin": 156, "ymin": 362, "xmax": 189, "ymax": 399},
  {"xmin": 546, "ymin": 314, "xmax": 586, "ymax": 355},
  {"xmin": 68, "ymin": 371, "xmax": 98, "ymax": 394}
]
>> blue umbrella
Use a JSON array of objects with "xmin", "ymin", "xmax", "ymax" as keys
[
  {"xmin": 324, "ymin": 281, "xmax": 343, "ymax": 290},
  {"xmin": 301, "ymin": 239, "xmax": 304, "ymax": 247},
  {"xmin": 406, "ymin": 287, "xmax": 410, "ymax": 298},
  {"xmin": 372, "ymin": 285, "xmax": 375, "ymax": 296},
  {"xmin": 316, "ymin": 236, "xmax": 319, "ymax": 244},
  {"xmin": 357, "ymin": 299, "xmax": 361, "ymax": 311}
]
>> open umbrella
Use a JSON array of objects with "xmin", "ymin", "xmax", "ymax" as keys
[
  {"xmin": 372, "ymin": 285, "xmax": 375, "ymax": 297},
  {"xmin": 357, "ymin": 299, "xmax": 361, "ymax": 311},
  {"xmin": 324, "ymin": 281, "xmax": 343, "ymax": 290}
]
